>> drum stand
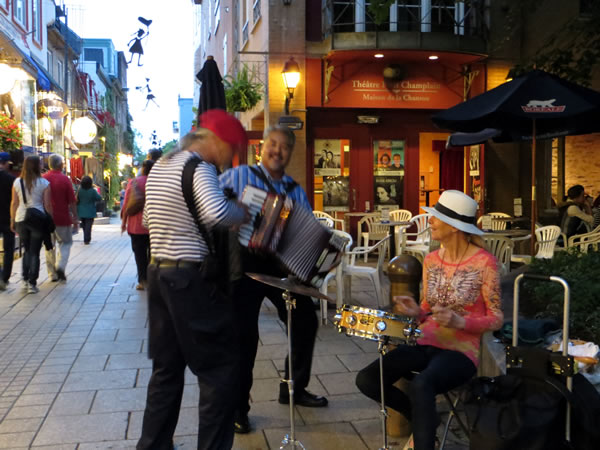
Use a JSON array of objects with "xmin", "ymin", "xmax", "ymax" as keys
[
  {"xmin": 377, "ymin": 338, "xmax": 390, "ymax": 450},
  {"xmin": 280, "ymin": 289, "xmax": 305, "ymax": 450}
]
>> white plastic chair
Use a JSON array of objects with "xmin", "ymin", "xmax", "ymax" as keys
[
  {"xmin": 399, "ymin": 213, "xmax": 431, "ymax": 256},
  {"xmin": 358, "ymin": 213, "xmax": 389, "ymax": 262},
  {"xmin": 477, "ymin": 212, "xmax": 511, "ymax": 231},
  {"xmin": 318, "ymin": 230, "xmax": 353, "ymax": 324},
  {"xmin": 343, "ymin": 236, "xmax": 390, "ymax": 309},
  {"xmin": 316, "ymin": 217, "xmax": 334, "ymax": 228},
  {"xmin": 313, "ymin": 210, "xmax": 345, "ymax": 232},
  {"xmin": 566, "ymin": 224, "xmax": 600, "ymax": 248},
  {"xmin": 389, "ymin": 209, "xmax": 412, "ymax": 223},
  {"xmin": 572, "ymin": 232, "xmax": 600, "ymax": 253},
  {"xmin": 511, "ymin": 225, "xmax": 561, "ymax": 264},
  {"xmin": 482, "ymin": 234, "xmax": 514, "ymax": 275}
]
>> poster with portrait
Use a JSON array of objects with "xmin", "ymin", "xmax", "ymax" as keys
[
  {"xmin": 323, "ymin": 176, "xmax": 349, "ymax": 210},
  {"xmin": 314, "ymin": 139, "xmax": 342, "ymax": 176},
  {"xmin": 469, "ymin": 145, "xmax": 480, "ymax": 176},
  {"xmin": 374, "ymin": 140, "xmax": 405, "ymax": 176},
  {"xmin": 374, "ymin": 176, "xmax": 402, "ymax": 209}
]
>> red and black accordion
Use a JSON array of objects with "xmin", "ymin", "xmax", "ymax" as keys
[{"xmin": 239, "ymin": 186, "xmax": 346, "ymax": 287}]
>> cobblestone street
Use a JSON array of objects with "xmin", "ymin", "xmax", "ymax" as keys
[{"xmin": 0, "ymin": 220, "xmax": 467, "ymax": 449}]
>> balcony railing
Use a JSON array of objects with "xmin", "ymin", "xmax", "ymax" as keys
[
  {"xmin": 322, "ymin": 0, "xmax": 488, "ymax": 40},
  {"xmin": 253, "ymin": 0, "xmax": 261, "ymax": 25}
]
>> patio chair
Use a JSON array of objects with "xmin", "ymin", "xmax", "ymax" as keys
[
  {"xmin": 482, "ymin": 234, "xmax": 514, "ymax": 275},
  {"xmin": 343, "ymin": 235, "xmax": 390, "ymax": 309},
  {"xmin": 389, "ymin": 209, "xmax": 413, "ymax": 254},
  {"xmin": 358, "ymin": 213, "xmax": 389, "ymax": 262},
  {"xmin": 403, "ymin": 229, "xmax": 440, "ymax": 264},
  {"xmin": 399, "ymin": 213, "xmax": 431, "ymax": 257},
  {"xmin": 316, "ymin": 216, "xmax": 334, "ymax": 228},
  {"xmin": 566, "ymin": 224, "xmax": 600, "ymax": 248},
  {"xmin": 313, "ymin": 210, "xmax": 345, "ymax": 232},
  {"xmin": 571, "ymin": 232, "xmax": 600, "ymax": 253},
  {"xmin": 511, "ymin": 225, "xmax": 562, "ymax": 264},
  {"xmin": 318, "ymin": 230, "xmax": 353, "ymax": 324},
  {"xmin": 477, "ymin": 212, "xmax": 511, "ymax": 231}
]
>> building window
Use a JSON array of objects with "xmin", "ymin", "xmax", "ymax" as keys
[
  {"xmin": 13, "ymin": 0, "xmax": 27, "ymax": 28},
  {"xmin": 253, "ymin": 0, "xmax": 261, "ymax": 25},
  {"xmin": 32, "ymin": 0, "xmax": 41, "ymax": 44},
  {"xmin": 47, "ymin": 50, "xmax": 53, "ymax": 74},
  {"xmin": 223, "ymin": 34, "xmax": 227, "ymax": 75},
  {"xmin": 57, "ymin": 60, "xmax": 63, "ymax": 87},
  {"xmin": 215, "ymin": 0, "xmax": 220, "ymax": 33},
  {"xmin": 84, "ymin": 48, "xmax": 104, "ymax": 67}
]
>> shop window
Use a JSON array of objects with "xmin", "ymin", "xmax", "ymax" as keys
[
  {"xmin": 314, "ymin": 139, "xmax": 350, "ymax": 213},
  {"xmin": 373, "ymin": 140, "xmax": 404, "ymax": 210}
]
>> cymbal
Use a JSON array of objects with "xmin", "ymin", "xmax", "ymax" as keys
[{"xmin": 246, "ymin": 273, "xmax": 333, "ymax": 302}]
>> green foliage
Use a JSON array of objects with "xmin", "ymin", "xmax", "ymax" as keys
[
  {"xmin": 368, "ymin": 0, "xmax": 396, "ymax": 26},
  {"xmin": 499, "ymin": 0, "xmax": 600, "ymax": 86},
  {"xmin": 223, "ymin": 66, "xmax": 263, "ymax": 112},
  {"xmin": 161, "ymin": 140, "xmax": 178, "ymax": 156},
  {"xmin": 520, "ymin": 250, "xmax": 600, "ymax": 343}
]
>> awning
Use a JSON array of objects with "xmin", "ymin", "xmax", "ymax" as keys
[{"xmin": 27, "ymin": 55, "xmax": 64, "ymax": 95}]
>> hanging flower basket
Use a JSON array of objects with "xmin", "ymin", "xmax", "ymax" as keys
[{"xmin": 223, "ymin": 66, "xmax": 263, "ymax": 112}]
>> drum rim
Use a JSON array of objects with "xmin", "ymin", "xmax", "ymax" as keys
[{"xmin": 338, "ymin": 304, "xmax": 409, "ymax": 321}]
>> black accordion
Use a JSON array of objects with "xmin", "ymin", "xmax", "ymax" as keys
[{"xmin": 239, "ymin": 186, "xmax": 346, "ymax": 287}]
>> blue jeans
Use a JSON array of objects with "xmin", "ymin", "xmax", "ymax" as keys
[
  {"xmin": 356, "ymin": 344, "xmax": 476, "ymax": 450},
  {"xmin": 0, "ymin": 225, "xmax": 15, "ymax": 283},
  {"xmin": 15, "ymin": 222, "xmax": 44, "ymax": 286}
]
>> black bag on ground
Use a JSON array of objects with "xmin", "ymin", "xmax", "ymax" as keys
[{"xmin": 493, "ymin": 318, "xmax": 561, "ymax": 346}]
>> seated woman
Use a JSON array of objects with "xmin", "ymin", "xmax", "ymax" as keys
[
  {"xmin": 559, "ymin": 185, "xmax": 594, "ymax": 238},
  {"xmin": 356, "ymin": 190, "xmax": 503, "ymax": 450}
]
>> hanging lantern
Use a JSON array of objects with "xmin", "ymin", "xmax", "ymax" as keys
[
  {"xmin": 0, "ymin": 64, "xmax": 16, "ymax": 95},
  {"xmin": 71, "ymin": 117, "xmax": 97, "ymax": 144}
]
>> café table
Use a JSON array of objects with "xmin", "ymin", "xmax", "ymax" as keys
[{"xmin": 380, "ymin": 220, "xmax": 412, "ymax": 257}]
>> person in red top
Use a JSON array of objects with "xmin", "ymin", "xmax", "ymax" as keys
[
  {"xmin": 44, "ymin": 154, "xmax": 79, "ymax": 282},
  {"xmin": 356, "ymin": 190, "xmax": 503, "ymax": 450},
  {"xmin": 121, "ymin": 159, "xmax": 154, "ymax": 290}
]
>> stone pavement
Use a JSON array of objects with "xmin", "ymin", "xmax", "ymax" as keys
[{"xmin": 0, "ymin": 219, "xmax": 468, "ymax": 449}]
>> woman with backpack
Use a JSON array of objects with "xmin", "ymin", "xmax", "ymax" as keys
[
  {"xmin": 10, "ymin": 155, "xmax": 53, "ymax": 294},
  {"xmin": 77, "ymin": 176, "xmax": 102, "ymax": 245},
  {"xmin": 121, "ymin": 160, "xmax": 154, "ymax": 290}
]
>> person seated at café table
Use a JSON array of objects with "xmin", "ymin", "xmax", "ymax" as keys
[{"xmin": 559, "ymin": 184, "xmax": 594, "ymax": 239}]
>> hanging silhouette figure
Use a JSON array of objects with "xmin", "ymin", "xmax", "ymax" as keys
[
  {"xmin": 150, "ymin": 130, "xmax": 158, "ymax": 146},
  {"xmin": 137, "ymin": 78, "xmax": 159, "ymax": 110},
  {"xmin": 127, "ymin": 28, "xmax": 149, "ymax": 66}
]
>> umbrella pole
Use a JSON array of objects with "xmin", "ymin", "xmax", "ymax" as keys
[{"xmin": 531, "ymin": 119, "xmax": 537, "ymax": 256}]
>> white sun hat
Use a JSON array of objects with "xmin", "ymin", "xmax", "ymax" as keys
[{"xmin": 422, "ymin": 190, "xmax": 483, "ymax": 235}]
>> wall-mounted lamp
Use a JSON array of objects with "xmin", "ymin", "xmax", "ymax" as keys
[{"xmin": 282, "ymin": 56, "xmax": 300, "ymax": 115}]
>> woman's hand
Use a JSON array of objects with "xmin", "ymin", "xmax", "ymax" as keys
[
  {"xmin": 391, "ymin": 295, "xmax": 420, "ymax": 317},
  {"xmin": 431, "ymin": 305, "xmax": 466, "ymax": 329}
]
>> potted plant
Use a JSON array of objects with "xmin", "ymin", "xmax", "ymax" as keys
[
  {"xmin": 0, "ymin": 112, "xmax": 23, "ymax": 152},
  {"xmin": 223, "ymin": 66, "xmax": 263, "ymax": 112}
]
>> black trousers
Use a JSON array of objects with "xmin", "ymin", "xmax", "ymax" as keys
[
  {"xmin": 356, "ymin": 345, "xmax": 476, "ymax": 450},
  {"xmin": 233, "ymin": 275, "xmax": 318, "ymax": 416},
  {"xmin": 0, "ymin": 225, "xmax": 15, "ymax": 283},
  {"xmin": 81, "ymin": 218, "xmax": 94, "ymax": 243},
  {"xmin": 129, "ymin": 233, "xmax": 150, "ymax": 283},
  {"xmin": 15, "ymin": 222, "xmax": 44, "ymax": 286},
  {"xmin": 137, "ymin": 264, "xmax": 238, "ymax": 450}
]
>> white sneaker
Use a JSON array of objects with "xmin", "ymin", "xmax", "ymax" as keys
[
  {"xmin": 27, "ymin": 284, "xmax": 39, "ymax": 294},
  {"xmin": 21, "ymin": 281, "xmax": 30, "ymax": 293}
]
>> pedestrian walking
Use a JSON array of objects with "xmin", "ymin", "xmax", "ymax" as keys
[
  {"xmin": 219, "ymin": 125, "xmax": 327, "ymax": 435},
  {"xmin": 136, "ymin": 109, "xmax": 249, "ymax": 450},
  {"xmin": 10, "ymin": 155, "xmax": 52, "ymax": 294},
  {"xmin": 0, "ymin": 152, "xmax": 15, "ymax": 291},
  {"xmin": 121, "ymin": 159, "xmax": 154, "ymax": 290},
  {"xmin": 77, "ymin": 176, "xmax": 102, "ymax": 245},
  {"xmin": 44, "ymin": 154, "xmax": 78, "ymax": 282}
]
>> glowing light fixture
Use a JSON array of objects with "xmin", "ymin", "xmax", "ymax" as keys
[
  {"xmin": 374, "ymin": 53, "xmax": 384, "ymax": 58},
  {"xmin": 428, "ymin": 55, "xmax": 439, "ymax": 60},
  {"xmin": 281, "ymin": 57, "xmax": 300, "ymax": 115},
  {"xmin": 71, "ymin": 117, "xmax": 97, "ymax": 144},
  {"xmin": 0, "ymin": 64, "xmax": 16, "ymax": 94}
]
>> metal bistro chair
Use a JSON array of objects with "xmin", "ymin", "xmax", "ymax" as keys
[
  {"xmin": 343, "ymin": 235, "xmax": 390, "ymax": 309},
  {"xmin": 313, "ymin": 210, "xmax": 345, "ymax": 232},
  {"xmin": 358, "ymin": 213, "xmax": 389, "ymax": 262},
  {"xmin": 318, "ymin": 230, "xmax": 353, "ymax": 324},
  {"xmin": 483, "ymin": 234, "xmax": 514, "ymax": 275}
]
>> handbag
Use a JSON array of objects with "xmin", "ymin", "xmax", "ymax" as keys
[
  {"xmin": 124, "ymin": 178, "xmax": 145, "ymax": 216},
  {"xmin": 20, "ymin": 179, "xmax": 55, "ymax": 233}
]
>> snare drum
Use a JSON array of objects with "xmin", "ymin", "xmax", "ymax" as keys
[{"xmin": 333, "ymin": 304, "xmax": 417, "ymax": 342}]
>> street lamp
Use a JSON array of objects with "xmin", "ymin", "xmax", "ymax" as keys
[{"xmin": 281, "ymin": 57, "xmax": 300, "ymax": 115}]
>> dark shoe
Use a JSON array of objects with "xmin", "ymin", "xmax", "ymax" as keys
[
  {"xmin": 279, "ymin": 389, "xmax": 328, "ymax": 407},
  {"xmin": 233, "ymin": 413, "xmax": 251, "ymax": 434},
  {"xmin": 56, "ymin": 269, "xmax": 66, "ymax": 282}
]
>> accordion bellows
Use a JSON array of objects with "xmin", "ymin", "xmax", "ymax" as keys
[{"xmin": 239, "ymin": 186, "xmax": 346, "ymax": 287}]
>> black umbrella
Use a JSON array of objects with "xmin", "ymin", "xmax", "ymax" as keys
[
  {"xmin": 433, "ymin": 69, "xmax": 600, "ymax": 254},
  {"xmin": 197, "ymin": 56, "xmax": 226, "ymax": 120}
]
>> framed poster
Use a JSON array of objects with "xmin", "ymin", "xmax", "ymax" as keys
[
  {"xmin": 314, "ymin": 139, "xmax": 342, "ymax": 176},
  {"xmin": 323, "ymin": 176, "xmax": 349, "ymax": 210},
  {"xmin": 374, "ymin": 175, "xmax": 402, "ymax": 209},
  {"xmin": 374, "ymin": 140, "xmax": 405, "ymax": 176}
]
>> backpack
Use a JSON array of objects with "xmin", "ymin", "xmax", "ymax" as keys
[{"xmin": 124, "ymin": 179, "xmax": 144, "ymax": 216}]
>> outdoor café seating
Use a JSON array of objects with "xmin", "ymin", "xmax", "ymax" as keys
[
  {"xmin": 313, "ymin": 210, "xmax": 345, "ymax": 231},
  {"xmin": 477, "ymin": 212, "xmax": 511, "ymax": 231},
  {"xmin": 482, "ymin": 234, "xmax": 514, "ymax": 275},
  {"xmin": 318, "ymin": 230, "xmax": 353, "ymax": 324},
  {"xmin": 358, "ymin": 213, "xmax": 389, "ymax": 262},
  {"xmin": 511, "ymin": 225, "xmax": 562, "ymax": 264}
]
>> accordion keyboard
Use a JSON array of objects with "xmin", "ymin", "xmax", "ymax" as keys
[{"xmin": 238, "ymin": 186, "xmax": 268, "ymax": 247}]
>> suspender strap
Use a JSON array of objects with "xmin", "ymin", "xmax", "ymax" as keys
[
  {"xmin": 182, "ymin": 156, "xmax": 216, "ymax": 255},
  {"xmin": 19, "ymin": 179, "xmax": 28, "ymax": 205},
  {"xmin": 249, "ymin": 165, "xmax": 298, "ymax": 195}
]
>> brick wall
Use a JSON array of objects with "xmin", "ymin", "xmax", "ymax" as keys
[{"xmin": 564, "ymin": 134, "xmax": 600, "ymax": 198}]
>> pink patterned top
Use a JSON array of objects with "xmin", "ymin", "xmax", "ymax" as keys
[{"xmin": 416, "ymin": 248, "xmax": 503, "ymax": 367}]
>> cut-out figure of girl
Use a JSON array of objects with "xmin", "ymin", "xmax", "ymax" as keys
[{"xmin": 128, "ymin": 29, "xmax": 148, "ymax": 67}]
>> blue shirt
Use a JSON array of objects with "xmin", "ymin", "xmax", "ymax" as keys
[{"xmin": 219, "ymin": 164, "xmax": 311, "ymax": 210}]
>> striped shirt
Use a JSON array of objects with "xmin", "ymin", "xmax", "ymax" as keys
[
  {"xmin": 219, "ymin": 164, "xmax": 311, "ymax": 210},
  {"xmin": 144, "ymin": 150, "xmax": 246, "ymax": 261}
]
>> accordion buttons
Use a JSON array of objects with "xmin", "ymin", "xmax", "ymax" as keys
[
  {"xmin": 346, "ymin": 315, "xmax": 357, "ymax": 326},
  {"xmin": 376, "ymin": 320, "xmax": 387, "ymax": 332}
]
